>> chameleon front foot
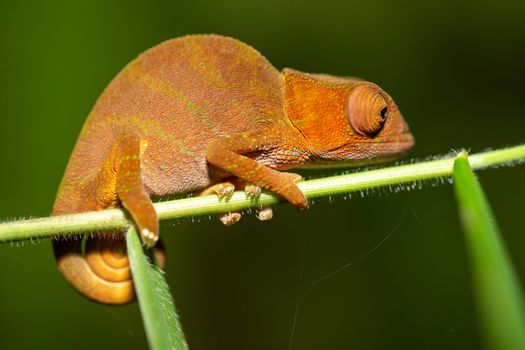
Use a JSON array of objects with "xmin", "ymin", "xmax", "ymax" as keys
[
  {"xmin": 219, "ymin": 212, "xmax": 242, "ymax": 226},
  {"xmin": 255, "ymin": 206, "xmax": 273, "ymax": 221},
  {"xmin": 198, "ymin": 182, "xmax": 243, "ymax": 226},
  {"xmin": 199, "ymin": 180, "xmax": 279, "ymax": 226},
  {"xmin": 242, "ymin": 183, "xmax": 273, "ymax": 221},
  {"xmin": 244, "ymin": 184, "xmax": 262, "ymax": 197}
]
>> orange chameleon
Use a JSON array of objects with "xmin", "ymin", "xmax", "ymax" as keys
[{"xmin": 52, "ymin": 34, "xmax": 414, "ymax": 304}]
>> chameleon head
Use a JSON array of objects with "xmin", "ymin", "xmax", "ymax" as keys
[{"xmin": 283, "ymin": 69, "xmax": 414, "ymax": 166}]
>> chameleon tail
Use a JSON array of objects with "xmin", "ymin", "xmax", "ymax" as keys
[
  {"xmin": 52, "ymin": 236, "xmax": 165, "ymax": 305},
  {"xmin": 52, "ymin": 236, "xmax": 134, "ymax": 304}
]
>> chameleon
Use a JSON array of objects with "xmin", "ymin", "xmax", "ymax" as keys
[{"xmin": 52, "ymin": 34, "xmax": 414, "ymax": 305}]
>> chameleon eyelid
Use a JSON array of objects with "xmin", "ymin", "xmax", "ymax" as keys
[{"xmin": 346, "ymin": 85, "xmax": 388, "ymax": 137}]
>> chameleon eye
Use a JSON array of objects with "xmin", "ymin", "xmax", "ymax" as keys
[
  {"xmin": 347, "ymin": 85, "xmax": 388, "ymax": 136},
  {"xmin": 380, "ymin": 106, "xmax": 388, "ymax": 121}
]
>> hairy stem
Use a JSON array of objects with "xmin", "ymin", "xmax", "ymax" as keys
[{"xmin": 1, "ymin": 144, "xmax": 524, "ymax": 242}]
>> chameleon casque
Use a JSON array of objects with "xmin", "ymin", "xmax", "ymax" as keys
[{"xmin": 52, "ymin": 34, "xmax": 414, "ymax": 305}]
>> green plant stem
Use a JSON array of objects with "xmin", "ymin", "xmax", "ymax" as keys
[
  {"xmin": 126, "ymin": 226, "xmax": 187, "ymax": 350},
  {"xmin": 1, "ymin": 144, "xmax": 524, "ymax": 242},
  {"xmin": 453, "ymin": 153, "xmax": 525, "ymax": 350}
]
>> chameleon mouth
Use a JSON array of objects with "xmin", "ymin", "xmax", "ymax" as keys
[
  {"xmin": 391, "ymin": 132, "xmax": 415, "ymax": 153},
  {"xmin": 292, "ymin": 132, "xmax": 415, "ymax": 170},
  {"xmin": 375, "ymin": 131, "xmax": 415, "ymax": 153}
]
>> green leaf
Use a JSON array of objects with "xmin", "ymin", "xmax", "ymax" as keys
[
  {"xmin": 126, "ymin": 226, "xmax": 187, "ymax": 350},
  {"xmin": 453, "ymin": 152, "xmax": 525, "ymax": 350}
]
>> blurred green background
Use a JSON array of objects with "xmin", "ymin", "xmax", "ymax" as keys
[{"xmin": 1, "ymin": 0, "xmax": 524, "ymax": 349}]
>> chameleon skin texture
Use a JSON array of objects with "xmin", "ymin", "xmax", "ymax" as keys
[{"xmin": 52, "ymin": 34, "xmax": 414, "ymax": 304}]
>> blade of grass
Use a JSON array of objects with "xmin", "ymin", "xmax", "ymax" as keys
[
  {"xmin": 126, "ymin": 226, "xmax": 187, "ymax": 350},
  {"xmin": 453, "ymin": 152, "xmax": 525, "ymax": 350}
]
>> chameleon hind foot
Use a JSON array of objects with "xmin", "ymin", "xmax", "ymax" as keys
[
  {"xmin": 219, "ymin": 212, "xmax": 242, "ymax": 226},
  {"xmin": 241, "ymin": 183, "xmax": 273, "ymax": 221}
]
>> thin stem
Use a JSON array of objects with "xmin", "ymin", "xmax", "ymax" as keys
[{"xmin": 1, "ymin": 144, "xmax": 524, "ymax": 242}]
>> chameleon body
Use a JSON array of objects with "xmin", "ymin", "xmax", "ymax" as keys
[{"xmin": 52, "ymin": 34, "xmax": 414, "ymax": 304}]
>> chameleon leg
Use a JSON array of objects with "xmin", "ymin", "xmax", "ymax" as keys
[
  {"xmin": 114, "ymin": 133, "xmax": 159, "ymax": 247},
  {"xmin": 52, "ymin": 131, "xmax": 165, "ymax": 305},
  {"xmin": 197, "ymin": 182, "xmax": 242, "ymax": 226},
  {"xmin": 206, "ymin": 132, "xmax": 308, "ymax": 210}
]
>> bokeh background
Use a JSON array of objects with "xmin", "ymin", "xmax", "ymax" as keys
[{"xmin": 1, "ymin": 1, "xmax": 524, "ymax": 349}]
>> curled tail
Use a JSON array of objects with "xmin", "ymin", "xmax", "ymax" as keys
[
  {"xmin": 53, "ymin": 235, "xmax": 165, "ymax": 305},
  {"xmin": 53, "ymin": 236, "xmax": 134, "ymax": 304}
]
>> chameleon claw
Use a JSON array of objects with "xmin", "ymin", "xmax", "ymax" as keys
[
  {"xmin": 216, "ymin": 182, "xmax": 235, "ymax": 198},
  {"xmin": 255, "ymin": 206, "xmax": 273, "ymax": 221},
  {"xmin": 199, "ymin": 182, "xmax": 235, "ymax": 199},
  {"xmin": 219, "ymin": 212, "xmax": 242, "ymax": 226},
  {"xmin": 245, "ymin": 184, "xmax": 262, "ymax": 197},
  {"xmin": 140, "ymin": 228, "xmax": 159, "ymax": 248}
]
